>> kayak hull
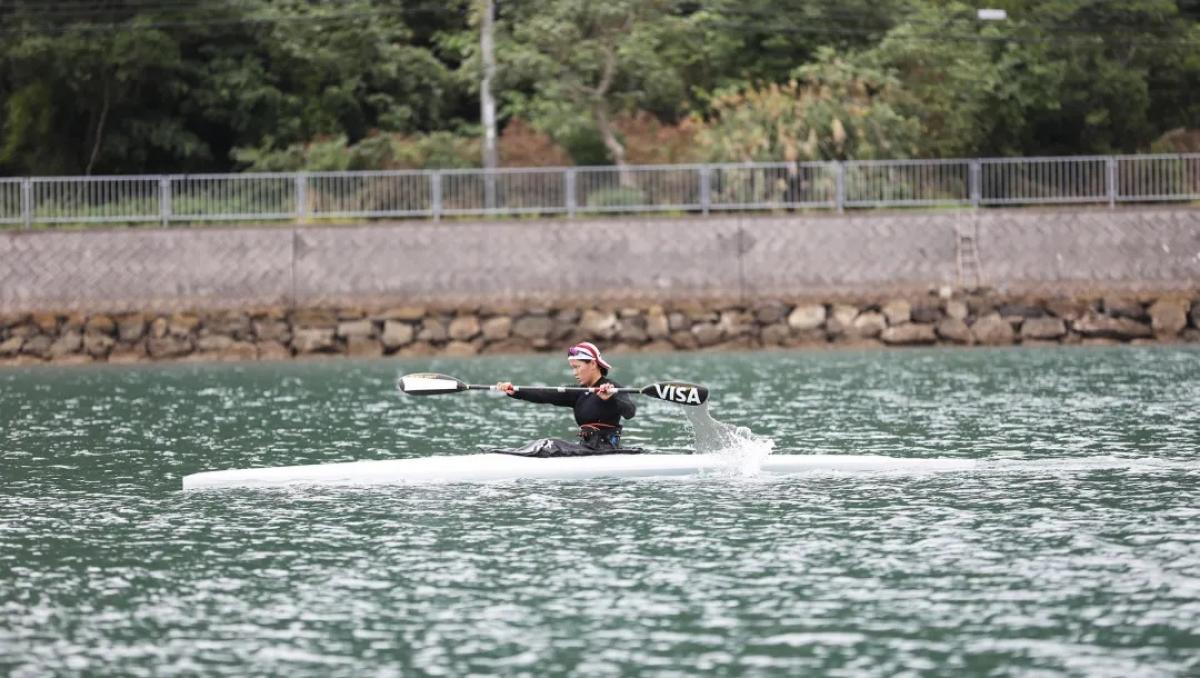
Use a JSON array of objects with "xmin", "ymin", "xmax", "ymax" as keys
[{"xmin": 181, "ymin": 453, "xmax": 976, "ymax": 490}]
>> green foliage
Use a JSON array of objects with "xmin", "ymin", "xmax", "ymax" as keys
[
  {"xmin": 586, "ymin": 186, "xmax": 647, "ymax": 208},
  {"xmin": 1, "ymin": 0, "xmax": 1199, "ymax": 175},
  {"xmin": 695, "ymin": 48, "xmax": 920, "ymax": 162}
]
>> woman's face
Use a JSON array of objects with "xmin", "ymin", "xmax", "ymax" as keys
[{"xmin": 568, "ymin": 358, "xmax": 601, "ymax": 385}]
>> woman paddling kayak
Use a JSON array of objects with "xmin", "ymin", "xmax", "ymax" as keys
[{"xmin": 489, "ymin": 341, "xmax": 641, "ymax": 457}]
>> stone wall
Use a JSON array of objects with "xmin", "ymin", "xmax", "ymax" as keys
[{"xmin": 2, "ymin": 290, "xmax": 1198, "ymax": 366}]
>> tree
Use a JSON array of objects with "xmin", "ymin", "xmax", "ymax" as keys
[{"xmin": 500, "ymin": 0, "xmax": 692, "ymax": 176}]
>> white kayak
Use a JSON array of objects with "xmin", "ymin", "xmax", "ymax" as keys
[{"xmin": 181, "ymin": 453, "xmax": 977, "ymax": 490}]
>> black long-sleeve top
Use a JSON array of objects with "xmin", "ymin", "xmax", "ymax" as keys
[{"xmin": 508, "ymin": 377, "xmax": 637, "ymax": 427}]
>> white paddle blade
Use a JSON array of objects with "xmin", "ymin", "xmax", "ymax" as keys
[
  {"xmin": 640, "ymin": 382, "xmax": 709, "ymax": 406},
  {"xmin": 397, "ymin": 373, "xmax": 467, "ymax": 396}
]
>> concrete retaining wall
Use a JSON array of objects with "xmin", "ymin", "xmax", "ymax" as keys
[{"xmin": 1, "ymin": 207, "xmax": 1198, "ymax": 314}]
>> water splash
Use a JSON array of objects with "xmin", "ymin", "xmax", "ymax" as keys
[{"xmin": 683, "ymin": 403, "xmax": 775, "ymax": 476}]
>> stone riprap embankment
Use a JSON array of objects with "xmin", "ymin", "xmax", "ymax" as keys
[{"xmin": 2, "ymin": 291, "xmax": 1198, "ymax": 366}]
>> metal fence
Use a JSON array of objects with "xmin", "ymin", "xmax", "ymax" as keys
[{"xmin": 2, "ymin": 154, "xmax": 1198, "ymax": 228}]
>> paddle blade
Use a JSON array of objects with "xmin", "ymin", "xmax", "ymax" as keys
[
  {"xmin": 639, "ymin": 382, "xmax": 709, "ymax": 406},
  {"xmin": 397, "ymin": 373, "xmax": 468, "ymax": 396}
]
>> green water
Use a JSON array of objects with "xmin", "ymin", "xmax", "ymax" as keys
[{"xmin": 2, "ymin": 347, "xmax": 1198, "ymax": 676}]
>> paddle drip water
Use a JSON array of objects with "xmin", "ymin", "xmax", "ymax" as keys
[{"xmin": 683, "ymin": 403, "xmax": 775, "ymax": 475}]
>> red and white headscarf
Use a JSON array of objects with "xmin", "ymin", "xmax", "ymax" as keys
[{"xmin": 566, "ymin": 341, "xmax": 612, "ymax": 371}]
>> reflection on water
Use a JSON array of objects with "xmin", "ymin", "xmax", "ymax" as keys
[{"xmin": 1, "ymin": 346, "xmax": 1198, "ymax": 676}]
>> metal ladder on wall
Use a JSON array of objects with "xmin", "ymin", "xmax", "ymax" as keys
[{"xmin": 956, "ymin": 215, "xmax": 984, "ymax": 289}]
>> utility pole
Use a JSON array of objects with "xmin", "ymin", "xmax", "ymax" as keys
[{"xmin": 480, "ymin": 0, "xmax": 498, "ymax": 210}]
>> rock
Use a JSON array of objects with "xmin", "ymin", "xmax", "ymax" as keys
[
  {"xmin": 1020, "ymin": 317, "xmax": 1067, "ymax": 340},
  {"xmin": 31, "ymin": 313, "xmax": 58, "ymax": 334},
  {"xmin": 212, "ymin": 342, "xmax": 259, "ymax": 362},
  {"xmin": 84, "ymin": 315, "xmax": 116, "ymax": 336},
  {"xmin": 0, "ymin": 314, "xmax": 26, "ymax": 329},
  {"xmin": 417, "ymin": 318, "xmax": 447, "ymax": 342},
  {"xmin": 113, "ymin": 322, "xmax": 149, "ymax": 346},
  {"xmin": 442, "ymin": 340, "xmax": 477, "ymax": 357},
  {"xmin": 9, "ymin": 324, "xmax": 38, "ymax": 339},
  {"xmin": 938, "ymin": 286, "xmax": 954, "ymax": 300},
  {"xmin": 1191, "ymin": 301, "xmax": 1200, "ymax": 328},
  {"xmin": 512, "ymin": 315, "xmax": 553, "ymax": 340},
  {"xmin": 1103, "ymin": 297, "xmax": 1147, "ymax": 320},
  {"xmin": 257, "ymin": 341, "xmax": 292, "ymax": 361},
  {"xmin": 291, "ymin": 328, "xmax": 337, "ymax": 353},
  {"xmin": 168, "ymin": 314, "xmax": 201, "ymax": 337},
  {"xmin": 555, "ymin": 308, "xmax": 582, "ymax": 325},
  {"xmin": 446, "ymin": 315, "xmax": 481, "ymax": 341},
  {"xmin": 147, "ymin": 335, "xmax": 193, "ymax": 358},
  {"xmin": 375, "ymin": 306, "xmax": 427, "ymax": 322},
  {"xmin": 196, "ymin": 335, "xmax": 235, "ymax": 352},
  {"xmin": 754, "ymin": 302, "xmax": 789, "ymax": 325},
  {"xmin": 1074, "ymin": 312, "xmax": 1153, "ymax": 340},
  {"xmin": 253, "ymin": 319, "xmax": 290, "ymax": 342},
  {"xmin": 910, "ymin": 304, "xmax": 943, "ymax": 324},
  {"xmin": 1044, "ymin": 298, "xmax": 1091, "ymax": 321},
  {"xmin": 206, "ymin": 313, "xmax": 252, "ymax": 339},
  {"xmin": 62, "ymin": 314, "xmax": 86, "ymax": 333},
  {"xmin": 108, "ymin": 344, "xmax": 148, "ymax": 363},
  {"xmin": 337, "ymin": 319, "xmax": 376, "ymax": 339},
  {"xmin": 21, "ymin": 335, "xmax": 54, "ymax": 357},
  {"xmin": 971, "ymin": 314, "xmax": 1015, "ymax": 345},
  {"xmin": 850, "ymin": 312, "xmax": 886, "ymax": 338},
  {"xmin": 579, "ymin": 309, "xmax": 619, "ymax": 339},
  {"xmin": 718, "ymin": 310, "xmax": 753, "ymax": 337},
  {"xmin": 337, "ymin": 308, "xmax": 367, "ymax": 320},
  {"xmin": 292, "ymin": 309, "xmax": 339, "ymax": 329},
  {"xmin": 667, "ymin": 312, "xmax": 689, "ymax": 332},
  {"xmin": 481, "ymin": 317, "xmax": 512, "ymax": 341},
  {"xmin": 881, "ymin": 323, "xmax": 937, "ymax": 345},
  {"xmin": 826, "ymin": 305, "xmax": 859, "ymax": 336},
  {"xmin": 396, "ymin": 341, "xmax": 438, "ymax": 358},
  {"xmin": 480, "ymin": 338, "xmax": 530, "ymax": 355},
  {"xmin": 645, "ymin": 312, "xmax": 669, "ymax": 339},
  {"xmin": 670, "ymin": 330, "xmax": 699, "ymax": 350},
  {"xmin": 346, "ymin": 336, "xmax": 383, "ymax": 358},
  {"xmin": 1182, "ymin": 328, "xmax": 1200, "ymax": 343},
  {"xmin": 785, "ymin": 330, "xmax": 827, "ymax": 347},
  {"xmin": 0, "ymin": 336, "xmax": 24, "ymax": 356},
  {"xmin": 83, "ymin": 333, "xmax": 115, "ymax": 357},
  {"xmin": 619, "ymin": 322, "xmax": 648, "ymax": 343},
  {"xmin": 1148, "ymin": 299, "xmax": 1188, "ymax": 337},
  {"xmin": 787, "ymin": 304, "xmax": 826, "ymax": 331},
  {"xmin": 149, "ymin": 317, "xmax": 169, "ymax": 339},
  {"xmin": 692, "ymin": 323, "xmax": 723, "ymax": 347},
  {"xmin": 936, "ymin": 318, "xmax": 972, "ymax": 344},
  {"xmin": 997, "ymin": 303, "xmax": 1045, "ymax": 318},
  {"xmin": 760, "ymin": 323, "xmax": 791, "ymax": 345},
  {"xmin": 881, "ymin": 300, "xmax": 912, "ymax": 326},
  {"xmin": 47, "ymin": 331, "xmax": 83, "ymax": 359},
  {"xmin": 944, "ymin": 300, "xmax": 969, "ymax": 321}
]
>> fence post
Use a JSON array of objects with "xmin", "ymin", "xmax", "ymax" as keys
[
  {"xmin": 431, "ymin": 171, "xmax": 442, "ymax": 221},
  {"xmin": 565, "ymin": 169, "xmax": 577, "ymax": 218},
  {"xmin": 699, "ymin": 166, "xmax": 711, "ymax": 215},
  {"xmin": 835, "ymin": 162, "xmax": 845, "ymax": 213},
  {"xmin": 295, "ymin": 173, "xmax": 308, "ymax": 222},
  {"xmin": 1106, "ymin": 157, "xmax": 1117, "ymax": 208},
  {"xmin": 21, "ymin": 178, "xmax": 32, "ymax": 229},
  {"xmin": 159, "ymin": 177, "xmax": 172, "ymax": 227},
  {"xmin": 970, "ymin": 160, "xmax": 982, "ymax": 208}
]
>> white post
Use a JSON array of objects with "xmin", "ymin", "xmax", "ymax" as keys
[
  {"xmin": 159, "ymin": 177, "xmax": 172, "ymax": 226},
  {"xmin": 295, "ymin": 173, "xmax": 308, "ymax": 221},
  {"xmin": 21, "ymin": 178, "xmax": 32, "ymax": 229},
  {"xmin": 480, "ymin": 0, "xmax": 498, "ymax": 210}
]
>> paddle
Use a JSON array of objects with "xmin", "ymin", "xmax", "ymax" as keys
[{"xmin": 397, "ymin": 372, "xmax": 710, "ymax": 406}]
